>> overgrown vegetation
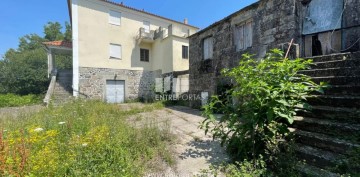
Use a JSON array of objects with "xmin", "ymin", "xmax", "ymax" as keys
[
  {"xmin": 0, "ymin": 100, "xmax": 173, "ymax": 176},
  {"xmin": 0, "ymin": 22, "xmax": 72, "ymax": 95},
  {"xmin": 0, "ymin": 94, "xmax": 42, "ymax": 108},
  {"xmin": 200, "ymin": 49, "xmax": 326, "ymax": 175}
]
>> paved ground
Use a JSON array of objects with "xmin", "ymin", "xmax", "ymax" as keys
[{"xmin": 127, "ymin": 105, "xmax": 229, "ymax": 176}]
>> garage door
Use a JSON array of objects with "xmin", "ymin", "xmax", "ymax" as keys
[{"xmin": 106, "ymin": 80, "xmax": 125, "ymax": 103}]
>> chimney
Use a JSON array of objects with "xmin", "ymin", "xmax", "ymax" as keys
[{"xmin": 184, "ymin": 18, "xmax": 188, "ymax": 25}]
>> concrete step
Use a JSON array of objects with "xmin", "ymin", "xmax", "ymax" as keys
[
  {"xmin": 290, "ymin": 128, "xmax": 360, "ymax": 155},
  {"xmin": 57, "ymin": 70, "xmax": 72, "ymax": 75},
  {"xmin": 296, "ymin": 163, "xmax": 340, "ymax": 177},
  {"xmin": 311, "ymin": 76, "xmax": 360, "ymax": 85},
  {"xmin": 292, "ymin": 117, "xmax": 360, "ymax": 142},
  {"xmin": 311, "ymin": 59, "xmax": 360, "ymax": 69},
  {"xmin": 295, "ymin": 144, "xmax": 342, "ymax": 170},
  {"xmin": 300, "ymin": 67, "xmax": 360, "ymax": 77},
  {"xmin": 321, "ymin": 85, "xmax": 360, "ymax": 96},
  {"xmin": 307, "ymin": 52, "xmax": 359, "ymax": 63},
  {"xmin": 56, "ymin": 78, "xmax": 72, "ymax": 82},
  {"xmin": 296, "ymin": 106, "xmax": 360, "ymax": 124},
  {"xmin": 54, "ymin": 86, "xmax": 72, "ymax": 91},
  {"xmin": 307, "ymin": 95, "xmax": 360, "ymax": 108}
]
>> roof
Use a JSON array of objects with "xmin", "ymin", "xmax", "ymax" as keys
[
  {"xmin": 189, "ymin": 1, "xmax": 260, "ymax": 37},
  {"xmin": 43, "ymin": 41, "xmax": 73, "ymax": 49},
  {"xmin": 67, "ymin": 0, "xmax": 199, "ymax": 29}
]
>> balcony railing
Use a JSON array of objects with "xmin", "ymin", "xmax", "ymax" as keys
[{"xmin": 138, "ymin": 28, "xmax": 155, "ymax": 43}]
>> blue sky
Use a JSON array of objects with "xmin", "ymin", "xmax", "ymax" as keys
[{"xmin": 0, "ymin": 0, "xmax": 257, "ymax": 57}]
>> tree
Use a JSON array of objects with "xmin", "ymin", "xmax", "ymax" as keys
[
  {"xmin": 18, "ymin": 34, "xmax": 45, "ymax": 52},
  {"xmin": 0, "ymin": 48, "xmax": 48, "ymax": 95},
  {"xmin": 44, "ymin": 22, "xmax": 64, "ymax": 41},
  {"xmin": 64, "ymin": 22, "xmax": 72, "ymax": 41},
  {"xmin": 0, "ymin": 21, "xmax": 72, "ymax": 95}
]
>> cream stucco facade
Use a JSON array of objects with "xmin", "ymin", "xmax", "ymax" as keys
[{"xmin": 68, "ymin": 0, "xmax": 198, "ymax": 101}]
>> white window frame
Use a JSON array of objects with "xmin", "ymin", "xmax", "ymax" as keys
[
  {"xmin": 109, "ymin": 10, "xmax": 121, "ymax": 26},
  {"xmin": 143, "ymin": 21, "xmax": 150, "ymax": 33},
  {"xmin": 234, "ymin": 19, "xmax": 253, "ymax": 51},
  {"xmin": 109, "ymin": 43, "xmax": 122, "ymax": 59},
  {"xmin": 203, "ymin": 37, "xmax": 213, "ymax": 60}
]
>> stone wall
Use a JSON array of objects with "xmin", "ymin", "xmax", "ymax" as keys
[
  {"xmin": 79, "ymin": 67, "xmax": 161, "ymax": 101},
  {"xmin": 189, "ymin": 0, "xmax": 301, "ymax": 108},
  {"xmin": 342, "ymin": 0, "xmax": 360, "ymax": 52}
]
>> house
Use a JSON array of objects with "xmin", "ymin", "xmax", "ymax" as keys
[
  {"xmin": 45, "ymin": 0, "xmax": 199, "ymax": 104},
  {"xmin": 188, "ymin": 0, "xmax": 360, "ymax": 108},
  {"xmin": 187, "ymin": 0, "xmax": 360, "ymax": 174}
]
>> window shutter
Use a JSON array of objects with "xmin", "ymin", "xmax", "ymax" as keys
[
  {"xmin": 238, "ymin": 25, "xmax": 244, "ymax": 50},
  {"xmin": 203, "ymin": 37, "xmax": 213, "ymax": 60},
  {"xmin": 245, "ymin": 21, "xmax": 253, "ymax": 48},
  {"xmin": 110, "ymin": 44, "xmax": 121, "ymax": 59},
  {"xmin": 208, "ymin": 37, "xmax": 213, "ymax": 59},
  {"xmin": 109, "ymin": 11, "xmax": 121, "ymax": 25},
  {"xmin": 203, "ymin": 38, "xmax": 209, "ymax": 59}
]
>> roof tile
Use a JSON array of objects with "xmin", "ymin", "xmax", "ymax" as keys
[{"xmin": 43, "ymin": 41, "xmax": 73, "ymax": 49}]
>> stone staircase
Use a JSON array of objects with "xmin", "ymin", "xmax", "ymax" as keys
[
  {"xmin": 291, "ymin": 52, "xmax": 360, "ymax": 176},
  {"xmin": 52, "ymin": 70, "xmax": 73, "ymax": 106}
]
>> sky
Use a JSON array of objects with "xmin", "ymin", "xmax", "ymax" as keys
[{"xmin": 0, "ymin": 0, "xmax": 257, "ymax": 57}]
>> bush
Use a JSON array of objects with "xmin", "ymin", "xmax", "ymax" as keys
[
  {"xmin": 0, "ymin": 100, "xmax": 172, "ymax": 176},
  {"xmin": 0, "ymin": 94, "xmax": 42, "ymax": 108},
  {"xmin": 200, "ymin": 49, "xmax": 326, "ymax": 165},
  {"xmin": 199, "ymin": 156, "xmax": 268, "ymax": 177}
]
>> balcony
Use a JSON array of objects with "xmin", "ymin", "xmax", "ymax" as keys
[{"xmin": 137, "ymin": 27, "xmax": 155, "ymax": 44}]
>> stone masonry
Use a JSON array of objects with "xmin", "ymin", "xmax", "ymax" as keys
[
  {"xmin": 79, "ymin": 67, "xmax": 161, "ymax": 101},
  {"xmin": 189, "ymin": 0, "xmax": 301, "ymax": 108},
  {"xmin": 189, "ymin": 0, "xmax": 360, "ymax": 108}
]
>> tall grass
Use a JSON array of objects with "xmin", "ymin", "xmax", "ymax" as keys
[
  {"xmin": 0, "ymin": 94, "xmax": 42, "ymax": 108},
  {"xmin": 0, "ymin": 100, "xmax": 173, "ymax": 176}
]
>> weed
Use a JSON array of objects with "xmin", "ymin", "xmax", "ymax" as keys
[{"xmin": 0, "ymin": 100, "xmax": 173, "ymax": 176}]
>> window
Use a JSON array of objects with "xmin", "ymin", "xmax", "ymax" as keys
[
  {"xmin": 203, "ymin": 37, "xmax": 213, "ymax": 60},
  {"xmin": 182, "ymin": 45, "xmax": 189, "ymax": 59},
  {"xmin": 109, "ymin": 10, "xmax": 121, "ymax": 26},
  {"xmin": 234, "ymin": 20, "xmax": 253, "ymax": 51},
  {"xmin": 143, "ymin": 21, "xmax": 150, "ymax": 33},
  {"xmin": 140, "ymin": 49, "xmax": 149, "ymax": 62},
  {"xmin": 110, "ymin": 44, "xmax": 121, "ymax": 59}
]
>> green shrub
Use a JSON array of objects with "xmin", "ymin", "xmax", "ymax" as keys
[
  {"xmin": 199, "ymin": 156, "xmax": 268, "ymax": 177},
  {"xmin": 0, "ymin": 100, "xmax": 172, "ymax": 176},
  {"xmin": 0, "ymin": 94, "xmax": 42, "ymax": 108},
  {"xmin": 200, "ymin": 49, "xmax": 326, "ymax": 164}
]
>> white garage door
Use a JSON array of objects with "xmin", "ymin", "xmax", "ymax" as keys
[{"xmin": 106, "ymin": 80, "xmax": 125, "ymax": 103}]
